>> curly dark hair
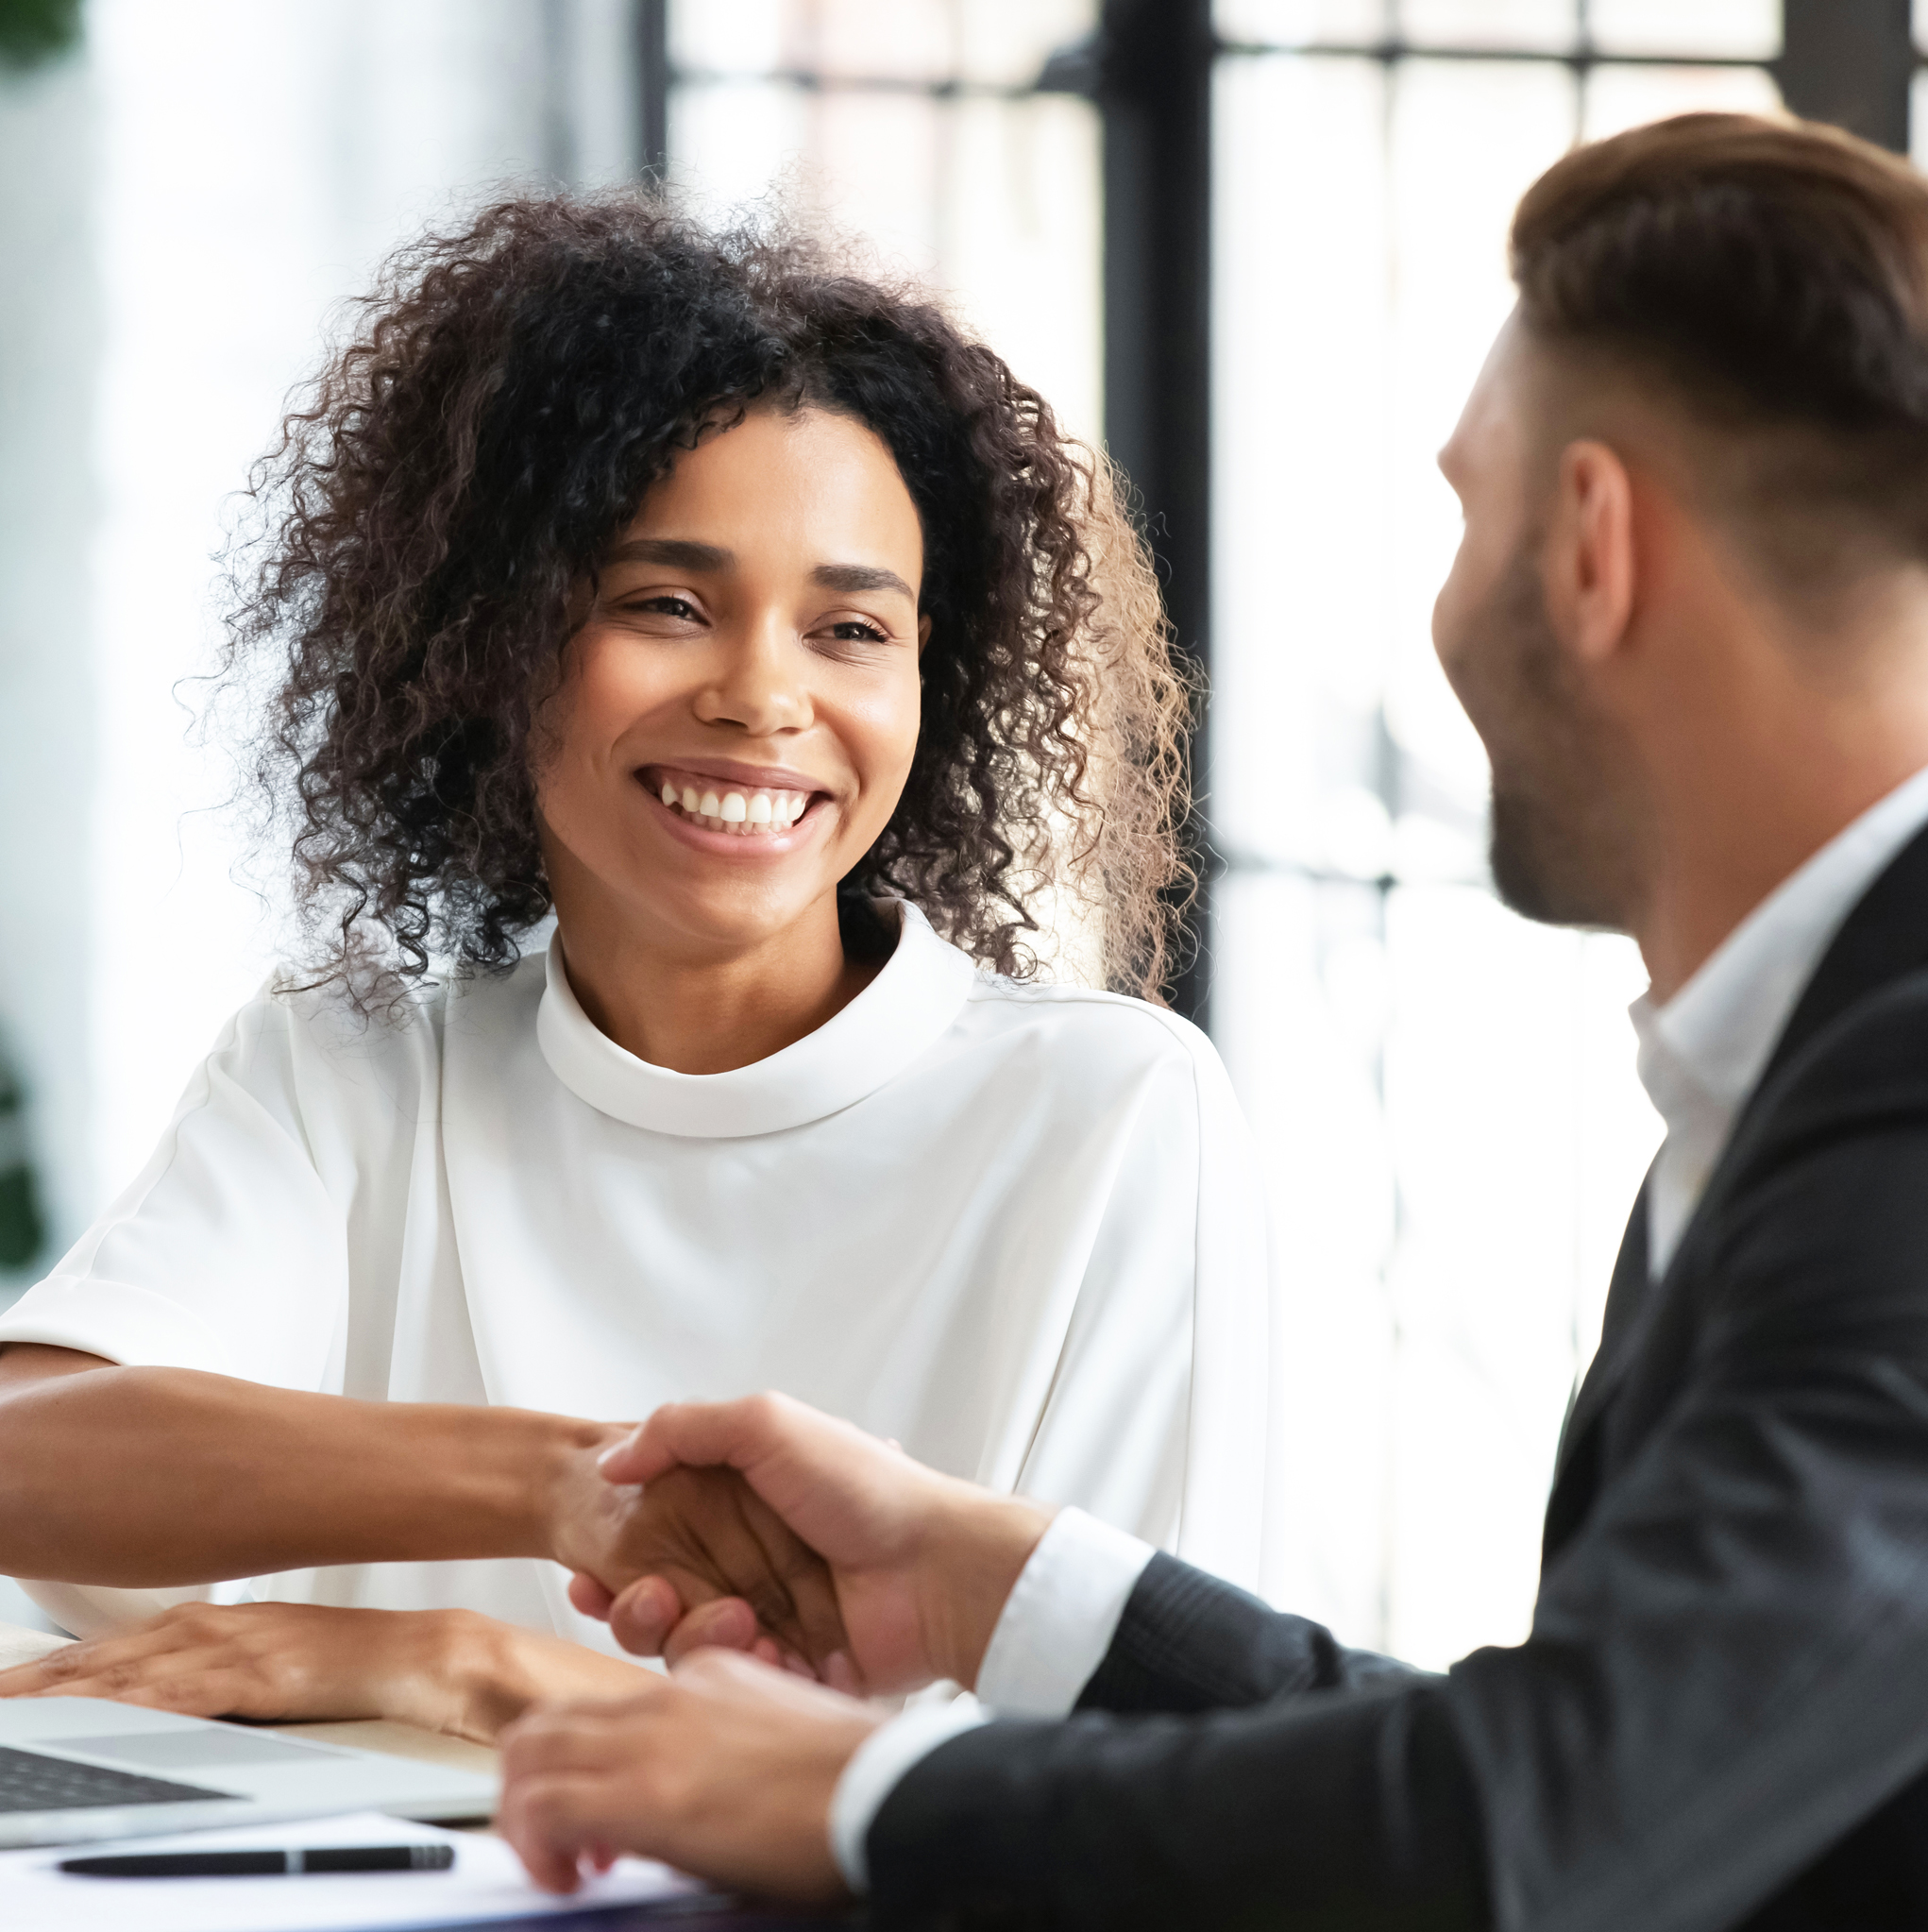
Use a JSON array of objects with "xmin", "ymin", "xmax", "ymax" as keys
[{"xmin": 223, "ymin": 195, "xmax": 1193, "ymax": 1003}]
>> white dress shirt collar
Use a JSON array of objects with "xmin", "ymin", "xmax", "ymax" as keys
[
  {"xmin": 535, "ymin": 897, "xmax": 979, "ymax": 1139},
  {"xmin": 1632, "ymin": 761, "xmax": 1928, "ymax": 1276}
]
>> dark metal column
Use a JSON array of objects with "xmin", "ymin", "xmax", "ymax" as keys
[
  {"xmin": 1095, "ymin": 0, "xmax": 1216, "ymax": 1024},
  {"xmin": 1777, "ymin": 0, "xmax": 1913, "ymax": 153},
  {"xmin": 637, "ymin": 0, "xmax": 669, "ymax": 179}
]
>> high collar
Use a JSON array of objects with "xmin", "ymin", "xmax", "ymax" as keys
[{"xmin": 535, "ymin": 899, "xmax": 980, "ymax": 1140}]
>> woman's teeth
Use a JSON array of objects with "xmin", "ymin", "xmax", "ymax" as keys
[{"xmin": 660, "ymin": 780, "xmax": 809, "ymax": 836}]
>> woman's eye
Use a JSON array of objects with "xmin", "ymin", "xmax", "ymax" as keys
[
  {"xmin": 826, "ymin": 619, "xmax": 888, "ymax": 644},
  {"xmin": 631, "ymin": 595, "xmax": 702, "ymax": 621}
]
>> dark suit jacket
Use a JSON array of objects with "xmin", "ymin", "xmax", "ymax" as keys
[{"xmin": 868, "ymin": 822, "xmax": 1928, "ymax": 1931}]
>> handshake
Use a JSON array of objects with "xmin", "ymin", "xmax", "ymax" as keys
[{"xmin": 506, "ymin": 1393, "xmax": 1057, "ymax": 1898}]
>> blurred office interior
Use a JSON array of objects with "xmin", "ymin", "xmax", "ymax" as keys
[{"xmin": 0, "ymin": 0, "xmax": 1917, "ymax": 1659}]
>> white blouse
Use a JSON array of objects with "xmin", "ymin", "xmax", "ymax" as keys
[{"xmin": 0, "ymin": 903, "xmax": 1274, "ymax": 1647}]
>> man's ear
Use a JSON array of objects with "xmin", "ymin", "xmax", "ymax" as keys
[{"xmin": 1545, "ymin": 439, "xmax": 1635, "ymax": 669}]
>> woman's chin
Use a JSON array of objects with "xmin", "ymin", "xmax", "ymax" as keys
[{"xmin": 625, "ymin": 870, "xmax": 844, "ymax": 962}]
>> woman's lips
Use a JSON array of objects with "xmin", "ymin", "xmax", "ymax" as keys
[{"xmin": 638, "ymin": 765, "xmax": 824, "ymax": 841}]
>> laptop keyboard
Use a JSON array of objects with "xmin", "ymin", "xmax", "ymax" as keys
[{"xmin": 0, "ymin": 1744, "xmax": 235, "ymax": 1813}]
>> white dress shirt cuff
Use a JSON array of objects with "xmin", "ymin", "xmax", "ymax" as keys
[
  {"xmin": 829, "ymin": 1697, "xmax": 989, "ymax": 1893},
  {"xmin": 825, "ymin": 1509, "xmax": 1157, "ymax": 1893},
  {"xmin": 974, "ymin": 1507, "xmax": 1158, "ymax": 1717}
]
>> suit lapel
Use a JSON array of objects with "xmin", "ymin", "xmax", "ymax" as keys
[
  {"xmin": 1554, "ymin": 1182, "xmax": 1649, "ymax": 1472},
  {"xmin": 1649, "ymin": 820, "xmax": 1928, "ymax": 1301},
  {"xmin": 1543, "ymin": 1184, "xmax": 1649, "ymax": 1555},
  {"xmin": 1539, "ymin": 819, "xmax": 1928, "ymax": 1562},
  {"xmin": 1744, "ymin": 819, "xmax": 1928, "ymax": 1108}
]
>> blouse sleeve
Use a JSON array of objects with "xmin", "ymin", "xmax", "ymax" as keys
[
  {"xmin": 0, "ymin": 997, "xmax": 353, "ymax": 1388},
  {"xmin": 1012, "ymin": 1009, "xmax": 1275, "ymax": 1596},
  {"xmin": 0, "ymin": 995, "xmax": 362, "ymax": 1638}
]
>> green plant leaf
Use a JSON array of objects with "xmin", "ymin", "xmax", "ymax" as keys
[{"xmin": 0, "ymin": 0, "xmax": 82, "ymax": 70}]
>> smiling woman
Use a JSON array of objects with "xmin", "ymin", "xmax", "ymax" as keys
[
  {"xmin": 536, "ymin": 406, "xmax": 935, "ymax": 1078},
  {"xmin": 0, "ymin": 198, "xmax": 1274, "ymax": 1742}
]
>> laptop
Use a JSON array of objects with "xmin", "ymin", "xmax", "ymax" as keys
[{"xmin": 0, "ymin": 1696, "xmax": 498, "ymax": 1848}]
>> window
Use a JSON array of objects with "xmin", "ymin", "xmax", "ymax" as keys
[
  {"xmin": 668, "ymin": 1, "xmax": 1105, "ymax": 446},
  {"xmin": 659, "ymin": 0, "xmax": 1917, "ymax": 1665},
  {"xmin": 1209, "ymin": 1, "xmax": 1777, "ymax": 1661}
]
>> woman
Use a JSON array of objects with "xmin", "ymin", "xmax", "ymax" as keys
[{"xmin": 0, "ymin": 198, "xmax": 1273, "ymax": 1739}]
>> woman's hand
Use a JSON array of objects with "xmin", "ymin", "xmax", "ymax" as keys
[
  {"xmin": 569, "ymin": 1464, "xmax": 852, "ymax": 1682},
  {"xmin": 498, "ymin": 1649, "xmax": 883, "ymax": 1901},
  {"xmin": 583, "ymin": 1394, "xmax": 1053, "ymax": 1695},
  {"xmin": 0, "ymin": 1602, "xmax": 651, "ymax": 1743}
]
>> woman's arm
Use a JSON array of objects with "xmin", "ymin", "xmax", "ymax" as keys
[
  {"xmin": 0, "ymin": 1346, "xmax": 632, "ymax": 1589},
  {"xmin": 0, "ymin": 1601, "xmax": 654, "ymax": 1743},
  {"xmin": 0, "ymin": 1347, "xmax": 844, "ymax": 1667}
]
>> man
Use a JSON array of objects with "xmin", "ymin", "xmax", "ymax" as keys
[{"xmin": 496, "ymin": 112, "xmax": 1928, "ymax": 1930}]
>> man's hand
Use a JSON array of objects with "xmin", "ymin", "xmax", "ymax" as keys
[
  {"xmin": 497, "ymin": 1651, "xmax": 882, "ymax": 1901},
  {"xmin": 579, "ymin": 1394, "xmax": 1054, "ymax": 1694}
]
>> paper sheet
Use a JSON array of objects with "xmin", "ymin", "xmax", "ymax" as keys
[{"xmin": 0, "ymin": 1808, "xmax": 702, "ymax": 1929}]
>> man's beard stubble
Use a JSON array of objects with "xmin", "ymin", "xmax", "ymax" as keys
[{"xmin": 1477, "ymin": 540, "xmax": 1644, "ymax": 934}]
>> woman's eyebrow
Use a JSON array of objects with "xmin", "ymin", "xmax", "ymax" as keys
[
  {"xmin": 604, "ymin": 537, "xmax": 734, "ymax": 571},
  {"xmin": 813, "ymin": 562, "xmax": 915, "ymax": 600}
]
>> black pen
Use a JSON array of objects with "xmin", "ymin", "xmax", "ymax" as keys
[{"xmin": 57, "ymin": 1843, "xmax": 456, "ymax": 1877}]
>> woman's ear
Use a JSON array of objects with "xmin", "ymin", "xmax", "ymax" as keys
[
  {"xmin": 1546, "ymin": 438, "xmax": 1635, "ymax": 669},
  {"xmin": 917, "ymin": 614, "xmax": 932, "ymax": 656}
]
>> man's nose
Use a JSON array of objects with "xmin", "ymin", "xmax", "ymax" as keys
[{"xmin": 694, "ymin": 615, "xmax": 811, "ymax": 735}]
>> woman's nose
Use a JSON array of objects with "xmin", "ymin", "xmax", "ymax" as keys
[{"xmin": 692, "ymin": 617, "xmax": 811, "ymax": 736}]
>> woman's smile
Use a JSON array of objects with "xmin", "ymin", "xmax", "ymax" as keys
[{"xmin": 639, "ymin": 761, "xmax": 829, "ymax": 850}]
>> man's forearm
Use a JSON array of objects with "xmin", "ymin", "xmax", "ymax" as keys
[
  {"xmin": 0, "ymin": 1364, "xmax": 612, "ymax": 1585},
  {"xmin": 919, "ymin": 1487, "xmax": 1058, "ymax": 1691},
  {"xmin": 830, "ymin": 1509, "xmax": 1156, "ymax": 1892},
  {"xmin": 868, "ymin": 1678, "xmax": 1488, "ymax": 1929}
]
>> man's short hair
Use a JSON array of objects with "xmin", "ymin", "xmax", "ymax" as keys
[{"xmin": 1511, "ymin": 112, "xmax": 1928, "ymax": 571}]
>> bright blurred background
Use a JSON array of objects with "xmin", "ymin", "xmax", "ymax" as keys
[{"xmin": 0, "ymin": 1, "xmax": 1914, "ymax": 1658}]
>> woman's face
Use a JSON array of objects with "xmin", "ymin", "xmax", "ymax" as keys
[{"xmin": 535, "ymin": 405, "xmax": 928, "ymax": 958}]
